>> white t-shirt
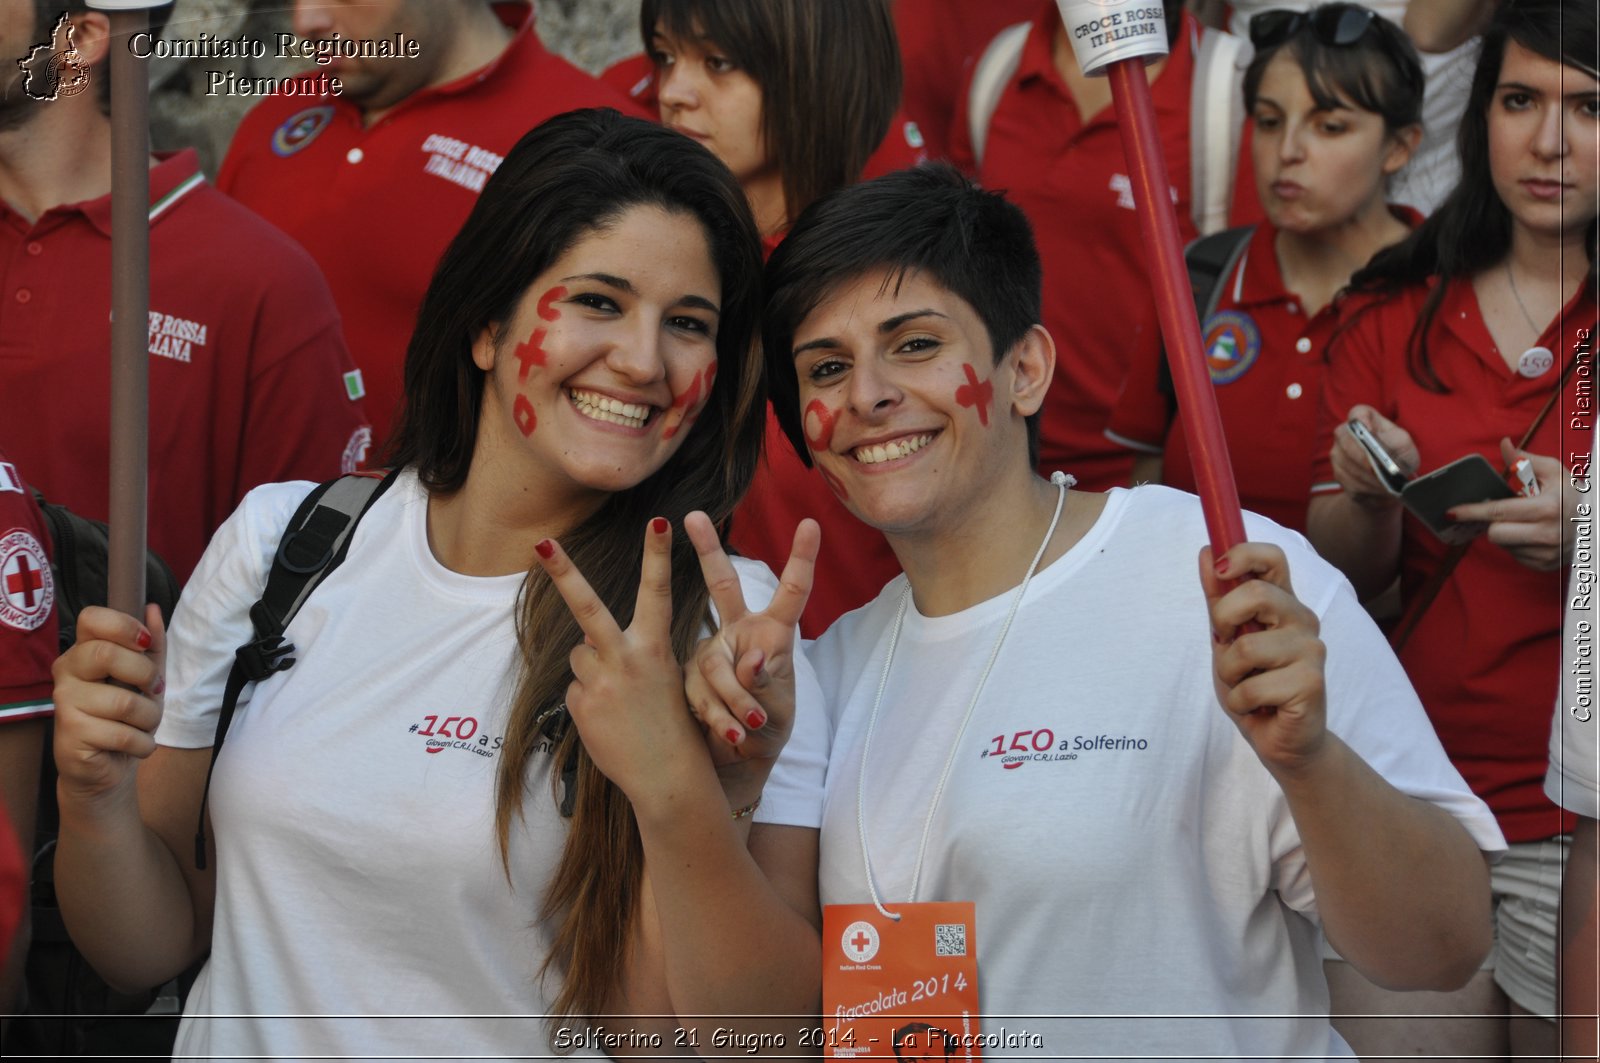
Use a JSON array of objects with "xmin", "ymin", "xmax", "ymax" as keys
[
  {"xmin": 155, "ymin": 469, "xmax": 830, "ymax": 1059},
  {"xmin": 812, "ymin": 486, "xmax": 1504, "ymax": 1061}
]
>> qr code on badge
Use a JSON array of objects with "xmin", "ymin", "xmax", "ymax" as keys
[{"xmin": 933, "ymin": 923, "xmax": 967, "ymax": 957}]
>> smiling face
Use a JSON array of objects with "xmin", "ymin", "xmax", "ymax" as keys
[
  {"xmin": 473, "ymin": 204, "xmax": 722, "ymax": 507},
  {"xmin": 791, "ymin": 267, "xmax": 1048, "ymax": 539},
  {"xmin": 1250, "ymin": 51, "xmax": 1415, "ymax": 235},
  {"xmin": 1487, "ymin": 40, "xmax": 1600, "ymax": 243},
  {"xmin": 651, "ymin": 22, "xmax": 773, "ymax": 192}
]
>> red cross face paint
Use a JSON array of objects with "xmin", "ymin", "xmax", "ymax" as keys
[
  {"xmin": 789, "ymin": 266, "xmax": 1029, "ymax": 541},
  {"xmin": 514, "ymin": 327, "xmax": 548, "ymax": 381},
  {"xmin": 803, "ymin": 399, "xmax": 838, "ymax": 451},
  {"xmin": 514, "ymin": 393, "xmax": 537, "ymax": 436},
  {"xmin": 480, "ymin": 204, "xmax": 723, "ymax": 502},
  {"xmin": 535, "ymin": 285, "xmax": 566, "ymax": 322},
  {"xmin": 660, "ymin": 360, "xmax": 715, "ymax": 440},
  {"xmin": 955, "ymin": 363, "xmax": 994, "ymax": 427}
]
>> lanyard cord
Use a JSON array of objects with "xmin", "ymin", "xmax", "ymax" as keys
[{"xmin": 856, "ymin": 472, "xmax": 1073, "ymax": 919}]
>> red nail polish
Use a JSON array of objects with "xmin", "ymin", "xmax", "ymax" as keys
[
  {"xmin": 1214, "ymin": 557, "xmax": 1231, "ymax": 577},
  {"xmin": 745, "ymin": 711, "xmax": 765, "ymax": 729},
  {"xmin": 135, "ymin": 629, "xmax": 152, "ymax": 650},
  {"xmin": 151, "ymin": 675, "xmax": 165, "ymax": 696},
  {"xmin": 535, "ymin": 539, "xmax": 554, "ymax": 559},
  {"xmin": 1445, "ymin": 508, "xmax": 1458, "ymax": 522},
  {"xmin": 725, "ymin": 728, "xmax": 742, "ymax": 745},
  {"xmin": 651, "ymin": 517, "xmax": 669, "ymax": 535}
]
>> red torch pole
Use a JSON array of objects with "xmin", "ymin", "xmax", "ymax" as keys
[{"xmin": 1105, "ymin": 61, "xmax": 1250, "ymax": 559}]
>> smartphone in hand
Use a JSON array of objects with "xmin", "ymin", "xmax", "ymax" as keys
[
  {"xmin": 1346, "ymin": 419, "xmax": 1516, "ymax": 544},
  {"xmin": 1347, "ymin": 419, "xmax": 1409, "ymax": 495}
]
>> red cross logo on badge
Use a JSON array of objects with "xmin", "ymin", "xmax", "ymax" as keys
[
  {"xmin": 0, "ymin": 529, "xmax": 54, "ymax": 631},
  {"xmin": 841, "ymin": 920, "xmax": 880, "ymax": 963}
]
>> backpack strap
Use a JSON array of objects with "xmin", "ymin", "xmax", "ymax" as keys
[
  {"xmin": 1187, "ymin": 223, "xmax": 1255, "ymax": 322},
  {"xmin": 194, "ymin": 468, "xmax": 399, "ymax": 869},
  {"xmin": 1189, "ymin": 27, "xmax": 1252, "ymax": 235},
  {"xmin": 968, "ymin": 21, "xmax": 1031, "ymax": 169},
  {"xmin": 1156, "ymin": 224, "xmax": 1256, "ymax": 406}
]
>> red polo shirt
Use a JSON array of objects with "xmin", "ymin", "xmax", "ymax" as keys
[
  {"xmin": 1311, "ymin": 278, "xmax": 1596, "ymax": 842},
  {"xmin": 598, "ymin": 53, "xmax": 929, "ymax": 181},
  {"xmin": 0, "ymin": 151, "xmax": 369, "ymax": 582},
  {"xmin": 0, "ymin": 451, "xmax": 52, "ymax": 965},
  {"xmin": 950, "ymin": 4, "xmax": 1200, "ymax": 490},
  {"xmin": 219, "ymin": 2, "xmax": 644, "ymax": 448},
  {"xmin": 1107, "ymin": 210, "xmax": 1420, "ymax": 531},
  {"xmin": 0, "ymin": 454, "xmax": 56, "ymax": 725},
  {"xmin": 893, "ymin": 0, "xmax": 1041, "ymax": 162}
]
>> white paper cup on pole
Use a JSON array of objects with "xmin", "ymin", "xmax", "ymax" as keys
[{"xmin": 1055, "ymin": 0, "xmax": 1170, "ymax": 75}]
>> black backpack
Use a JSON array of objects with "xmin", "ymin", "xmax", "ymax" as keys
[{"xmin": 1155, "ymin": 224, "xmax": 1257, "ymax": 418}]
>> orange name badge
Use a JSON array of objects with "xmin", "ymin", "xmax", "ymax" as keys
[{"xmin": 822, "ymin": 902, "xmax": 981, "ymax": 1061}]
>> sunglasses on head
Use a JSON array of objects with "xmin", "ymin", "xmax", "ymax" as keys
[{"xmin": 1249, "ymin": 4, "xmax": 1379, "ymax": 50}]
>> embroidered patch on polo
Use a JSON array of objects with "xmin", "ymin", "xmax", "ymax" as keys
[
  {"xmin": 1202, "ymin": 310, "xmax": 1262, "ymax": 385},
  {"xmin": 0, "ymin": 529, "xmax": 54, "ymax": 631},
  {"xmin": 272, "ymin": 105, "xmax": 336, "ymax": 157}
]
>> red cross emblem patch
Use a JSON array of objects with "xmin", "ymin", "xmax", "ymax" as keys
[{"xmin": 0, "ymin": 529, "xmax": 54, "ymax": 631}]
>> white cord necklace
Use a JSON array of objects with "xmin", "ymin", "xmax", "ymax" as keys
[{"xmin": 855, "ymin": 471, "xmax": 1073, "ymax": 919}]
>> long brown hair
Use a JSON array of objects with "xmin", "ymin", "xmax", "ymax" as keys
[
  {"xmin": 1345, "ymin": 0, "xmax": 1599, "ymax": 392},
  {"xmin": 642, "ymin": 0, "xmax": 902, "ymax": 229},
  {"xmin": 385, "ymin": 108, "xmax": 766, "ymax": 1021}
]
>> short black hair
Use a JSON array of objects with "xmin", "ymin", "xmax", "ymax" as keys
[{"xmin": 764, "ymin": 164, "xmax": 1043, "ymax": 467}]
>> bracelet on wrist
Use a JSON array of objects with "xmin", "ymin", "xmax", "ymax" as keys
[{"xmin": 730, "ymin": 795, "xmax": 762, "ymax": 820}]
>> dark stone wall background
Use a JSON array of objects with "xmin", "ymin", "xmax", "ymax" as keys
[{"xmin": 149, "ymin": 0, "xmax": 644, "ymax": 175}]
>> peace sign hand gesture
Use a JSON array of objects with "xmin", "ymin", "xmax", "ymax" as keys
[
  {"xmin": 534, "ymin": 518, "xmax": 707, "ymax": 810},
  {"xmin": 682, "ymin": 513, "xmax": 820, "ymax": 780}
]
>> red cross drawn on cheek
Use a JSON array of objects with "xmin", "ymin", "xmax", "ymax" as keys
[
  {"xmin": 514, "ymin": 328, "xmax": 547, "ymax": 381},
  {"xmin": 662, "ymin": 364, "xmax": 710, "ymax": 440},
  {"xmin": 955, "ymin": 363, "xmax": 994, "ymax": 427},
  {"xmin": 514, "ymin": 393, "xmax": 537, "ymax": 437},
  {"xmin": 535, "ymin": 286, "xmax": 566, "ymax": 322}
]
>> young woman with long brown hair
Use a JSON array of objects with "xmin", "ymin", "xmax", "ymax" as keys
[
  {"xmin": 1308, "ymin": 1, "xmax": 1598, "ymax": 1052},
  {"xmin": 47, "ymin": 108, "xmax": 824, "ymax": 1058}
]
